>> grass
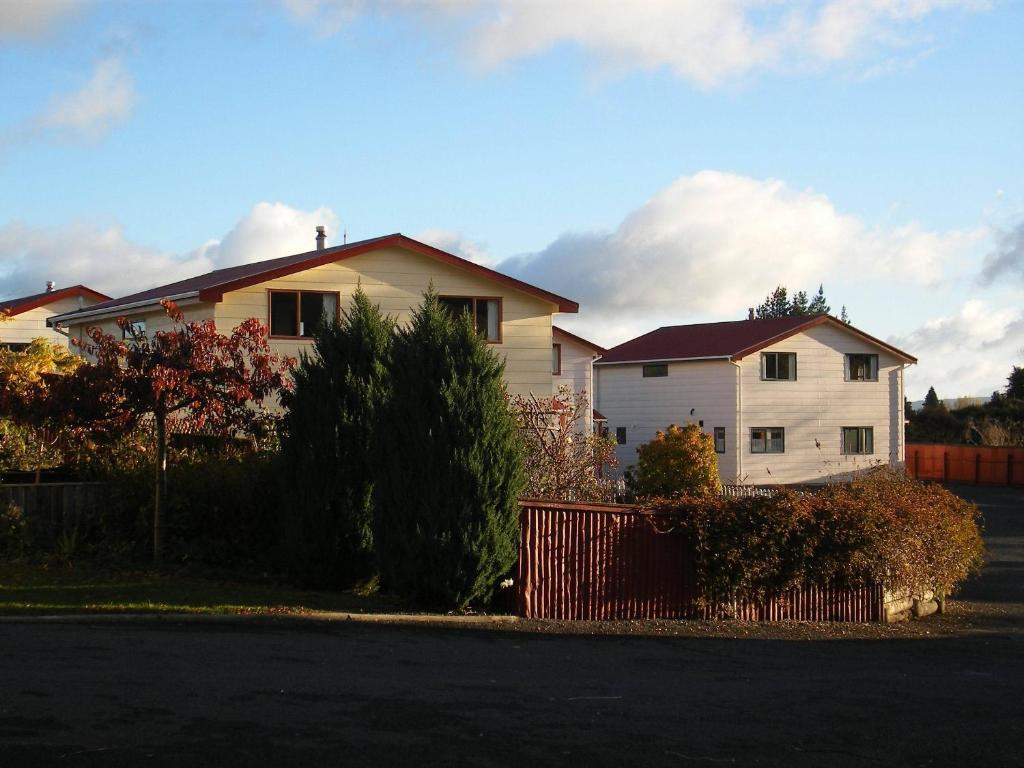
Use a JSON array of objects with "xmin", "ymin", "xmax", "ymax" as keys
[{"xmin": 0, "ymin": 563, "xmax": 408, "ymax": 617}]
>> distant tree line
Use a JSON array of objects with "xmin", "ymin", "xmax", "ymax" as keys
[
  {"xmin": 754, "ymin": 284, "xmax": 849, "ymax": 323},
  {"xmin": 907, "ymin": 369, "xmax": 1024, "ymax": 446}
]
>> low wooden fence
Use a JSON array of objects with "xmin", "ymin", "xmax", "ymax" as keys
[
  {"xmin": 0, "ymin": 482, "xmax": 106, "ymax": 542},
  {"xmin": 906, "ymin": 444, "xmax": 1022, "ymax": 487},
  {"xmin": 517, "ymin": 500, "xmax": 883, "ymax": 622}
]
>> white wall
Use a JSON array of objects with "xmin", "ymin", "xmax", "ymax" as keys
[
  {"xmin": 1, "ymin": 296, "xmax": 89, "ymax": 348},
  {"xmin": 736, "ymin": 323, "xmax": 906, "ymax": 484},
  {"xmin": 594, "ymin": 360, "xmax": 738, "ymax": 480},
  {"xmin": 552, "ymin": 331, "xmax": 596, "ymax": 433}
]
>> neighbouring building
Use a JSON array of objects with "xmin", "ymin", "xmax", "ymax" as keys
[
  {"xmin": 0, "ymin": 284, "xmax": 110, "ymax": 351},
  {"xmin": 49, "ymin": 232, "xmax": 579, "ymax": 400},
  {"xmin": 594, "ymin": 315, "xmax": 917, "ymax": 485},
  {"xmin": 552, "ymin": 325, "xmax": 605, "ymax": 434}
]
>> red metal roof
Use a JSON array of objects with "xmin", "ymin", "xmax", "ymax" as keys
[
  {"xmin": 597, "ymin": 315, "xmax": 916, "ymax": 364},
  {"xmin": 52, "ymin": 233, "xmax": 578, "ymax": 321},
  {"xmin": 0, "ymin": 285, "xmax": 110, "ymax": 317},
  {"xmin": 553, "ymin": 325, "xmax": 606, "ymax": 354}
]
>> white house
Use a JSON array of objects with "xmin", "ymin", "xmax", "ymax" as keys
[
  {"xmin": 49, "ymin": 232, "xmax": 579, "ymax": 400},
  {"xmin": 552, "ymin": 325, "xmax": 605, "ymax": 434},
  {"xmin": 594, "ymin": 315, "xmax": 917, "ymax": 485},
  {"xmin": 0, "ymin": 284, "xmax": 110, "ymax": 350}
]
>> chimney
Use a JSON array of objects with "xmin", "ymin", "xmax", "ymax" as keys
[
  {"xmin": 46, "ymin": 281, "xmax": 55, "ymax": 293},
  {"xmin": 315, "ymin": 226, "xmax": 326, "ymax": 251},
  {"xmin": 747, "ymin": 307, "xmax": 755, "ymax": 320}
]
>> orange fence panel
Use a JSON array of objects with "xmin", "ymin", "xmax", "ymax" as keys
[{"xmin": 906, "ymin": 444, "xmax": 1021, "ymax": 486}]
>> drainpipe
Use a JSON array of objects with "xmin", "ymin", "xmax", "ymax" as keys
[{"xmin": 731, "ymin": 359, "xmax": 743, "ymax": 483}]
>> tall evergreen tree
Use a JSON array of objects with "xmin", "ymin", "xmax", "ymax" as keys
[
  {"xmin": 279, "ymin": 287, "xmax": 395, "ymax": 587},
  {"xmin": 807, "ymin": 284, "xmax": 830, "ymax": 315},
  {"xmin": 755, "ymin": 286, "xmax": 791, "ymax": 319},
  {"xmin": 790, "ymin": 290, "xmax": 810, "ymax": 315},
  {"xmin": 1007, "ymin": 366, "xmax": 1024, "ymax": 401},
  {"xmin": 923, "ymin": 386, "xmax": 943, "ymax": 411},
  {"xmin": 375, "ymin": 290, "xmax": 525, "ymax": 608}
]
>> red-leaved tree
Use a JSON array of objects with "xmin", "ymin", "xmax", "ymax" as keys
[{"xmin": 36, "ymin": 300, "xmax": 294, "ymax": 562}]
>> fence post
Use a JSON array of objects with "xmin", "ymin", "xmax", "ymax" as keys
[
  {"xmin": 943, "ymin": 451, "xmax": 949, "ymax": 483},
  {"xmin": 975, "ymin": 452, "xmax": 981, "ymax": 485},
  {"xmin": 913, "ymin": 450, "xmax": 919, "ymax": 479},
  {"xmin": 1009, "ymin": 453, "xmax": 1015, "ymax": 486}
]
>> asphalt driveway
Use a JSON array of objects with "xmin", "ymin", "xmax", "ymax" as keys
[{"xmin": 1, "ymin": 485, "xmax": 1021, "ymax": 767}]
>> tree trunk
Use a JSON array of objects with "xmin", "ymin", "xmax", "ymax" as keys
[{"xmin": 153, "ymin": 411, "xmax": 167, "ymax": 564}]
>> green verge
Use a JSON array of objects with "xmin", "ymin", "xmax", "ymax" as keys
[{"xmin": 0, "ymin": 564, "xmax": 407, "ymax": 616}]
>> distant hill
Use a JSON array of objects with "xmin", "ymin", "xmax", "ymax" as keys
[{"xmin": 910, "ymin": 397, "xmax": 987, "ymax": 411}]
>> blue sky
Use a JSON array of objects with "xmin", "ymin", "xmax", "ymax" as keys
[{"xmin": 1, "ymin": 0, "xmax": 1022, "ymax": 399}]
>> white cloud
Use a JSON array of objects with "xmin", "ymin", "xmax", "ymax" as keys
[
  {"xmin": 889, "ymin": 300, "xmax": 1024, "ymax": 399},
  {"xmin": 499, "ymin": 170, "xmax": 972, "ymax": 345},
  {"xmin": 0, "ymin": 0, "xmax": 84, "ymax": 42},
  {"xmin": 35, "ymin": 56, "xmax": 137, "ymax": 143},
  {"xmin": 416, "ymin": 228, "xmax": 495, "ymax": 266},
  {"xmin": 0, "ymin": 202, "xmax": 338, "ymax": 301},
  {"xmin": 280, "ymin": 0, "xmax": 987, "ymax": 87}
]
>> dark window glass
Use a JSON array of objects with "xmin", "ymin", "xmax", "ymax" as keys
[
  {"xmin": 642, "ymin": 364, "xmax": 668, "ymax": 378},
  {"xmin": 714, "ymin": 427, "xmax": 726, "ymax": 454},
  {"xmin": 440, "ymin": 297, "xmax": 472, "ymax": 319},
  {"xmin": 842, "ymin": 427, "xmax": 874, "ymax": 454},
  {"xmin": 270, "ymin": 292, "xmax": 298, "ymax": 336},
  {"xmin": 846, "ymin": 354, "xmax": 878, "ymax": 381},
  {"xmin": 762, "ymin": 352, "xmax": 796, "ymax": 381},
  {"xmin": 751, "ymin": 427, "xmax": 785, "ymax": 453},
  {"xmin": 552, "ymin": 344, "xmax": 561, "ymax": 375},
  {"xmin": 439, "ymin": 297, "xmax": 500, "ymax": 341},
  {"xmin": 300, "ymin": 292, "xmax": 337, "ymax": 337},
  {"xmin": 616, "ymin": 427, "xmax": 627, "ymax": 445}
]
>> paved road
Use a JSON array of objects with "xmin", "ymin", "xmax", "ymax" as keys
[{"xmin": 1, "ymin": 486, "xmax": 1021, "ymax": 767}]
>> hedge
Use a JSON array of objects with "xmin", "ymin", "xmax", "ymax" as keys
[{"xmin": 645, "ymin": 469, "xmax": 985, "ymax": 604}]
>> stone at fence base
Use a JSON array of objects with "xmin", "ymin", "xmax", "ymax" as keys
[{"xmin": 913, "ymin": 597, "xmax": 939, "ymax": 619}]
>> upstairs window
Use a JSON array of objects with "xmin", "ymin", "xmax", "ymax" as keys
[
  {"xmin": 751, "ymin": 427, "xmax": 785, "ymax": 453},
  {"xmin": 761, "ymin": 352, "xmax": 796, "ymax": 381},
  {"xmin": 616, "ymin": 427, "xmax": 627, "ymax": 445},
  {"xmin": 842, "ymin": 427, "xmax": 874, "ymax": 454},
  {"xmin": 714, "ymin": 427, "xmax": 726, "ymax": 454},
  {"xmin": 552, "ymin": 343, "xmax": 562, "ymax": 375},
  {"xmin": 846, "ymin": 353, "xmax": 879, "ymax": 381},
  {"xmin": 642, "ymin": 363, "xmax": 668, "ymax": 378},
  {"xmin": 122, "ymin": 319, "xmax": 146, "ymax": 340},
  {"xmin": 269, "ymin": 290, "xmax": 339, "ymax": 338},
  {"xmin": 439, "ymin": 296, "xmax": 501, "ymax": 342}
]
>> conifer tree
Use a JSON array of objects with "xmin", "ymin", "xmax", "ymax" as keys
[
  {"xmin": 755, "ymin": 286, "xmax": 791, "ymax": 319},
  {"xmin": 279, "ymin": 287, "xmax": 394, "ymax": 587},
  {"xmin": 375, "ymin": 290, "xmax": 525, "ymax": 608},
  {"xmin": 808, "ymin": 284, "xmax": 830, "ymax": 314},
  {"xmin": 790, "ymin": 290, "xmax": 810, "ymax": 315}
]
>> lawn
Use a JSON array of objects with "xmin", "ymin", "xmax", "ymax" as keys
[{"xmin": 0, "ymin": 563, "xmax": 407, "ymax": 616}]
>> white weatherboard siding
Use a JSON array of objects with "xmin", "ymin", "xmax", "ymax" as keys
[
  {"xmin": 1, "ymin": 296, "xmax": 88, "ymax": 347},
  {"xmin": 736, "ymin": 323, "xmax": 905, "ymax": 485},
  {"xmin": 65, "ymin": 302, "xmax": 216, "ymax": 360},
  {"xmin": 552, "ymin": 332, "xmax": 596, "ymax": 433},
  {"xmin": 216, "ymin": 246, "xmax": 557, "ymax": 399},
  {"xmin": 595, "ymin": 360, "xmax": 739, "ymax": 480}
]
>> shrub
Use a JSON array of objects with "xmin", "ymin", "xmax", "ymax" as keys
[
  {"xmin": 375, "ymin": 290, "xmax": 525, "ymax": 609},
  {"xmin": 279, "ymin": 288, "xmax": 395, "ymax": 588},
  {"xmin": 628, "ymin": 424, "xmax": 721, "ymax": 499},
  {"xmin": 510, "ymin": 385, "xmax": 618, "ymax": 502},
  {"xmin": 646, "ymin": 468, "xmax": 984, "ymax": 607}
]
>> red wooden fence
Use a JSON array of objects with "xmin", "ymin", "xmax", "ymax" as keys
[
  {"xmin": 906, "ymin": 444, "xmax": 1021, "ymax": 487},
  {"xmin": 516, "ymin": 500, "xmax": 882, "ymax": 622}
]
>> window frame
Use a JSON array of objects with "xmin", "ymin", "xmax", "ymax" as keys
[
  {"xmin": 267, "ymin": 289, "xmax": 341, "ymax": 340},
  {"xmin": 760, "ymin": 351, "xmax": 797, "ymax": 381},
  {"xmin": 642, "ymin": 363, "xmax": 668, "ymax": 378},
  {"xmin": 121, "ymin": 318, "xmax": 147, "ymax": 340},
  {"xmin": 841, "ymin": 426, "xmax": 874, "ymax": 455},
  {"xmin": 714, "ymin": 427, "xmax": 726, "ymax": 454},
  {"xmin": 552, "ymin": 343, "xmax": 562, "ymax": 376},
  {"xmin": 438, "ymin": 295, "xmax": 503, "ymax": 344},
  {"xmin": 845, "ymin": 353, "xmax": 879, "ymax": 382},
  {"xmin": 750, "ymin": 427, "xmax": 785, "ymax": 454}
]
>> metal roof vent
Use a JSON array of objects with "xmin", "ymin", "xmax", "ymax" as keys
[
  {"xmin": 315, "ymin": 226, "xmax": 326, "ymax": 251},
  {"xmin": 46, "ymin": 281, "xmax": 55, "ymax": 293}
]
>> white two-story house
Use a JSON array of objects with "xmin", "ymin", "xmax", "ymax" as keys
[{"xmin": 594, "ymin": 314, "xmax": 917, "ymax": 485}]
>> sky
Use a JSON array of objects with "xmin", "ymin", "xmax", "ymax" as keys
[{"xmin": 0, "ymin": 0, "xmax": 1022, "ymax": 400}]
